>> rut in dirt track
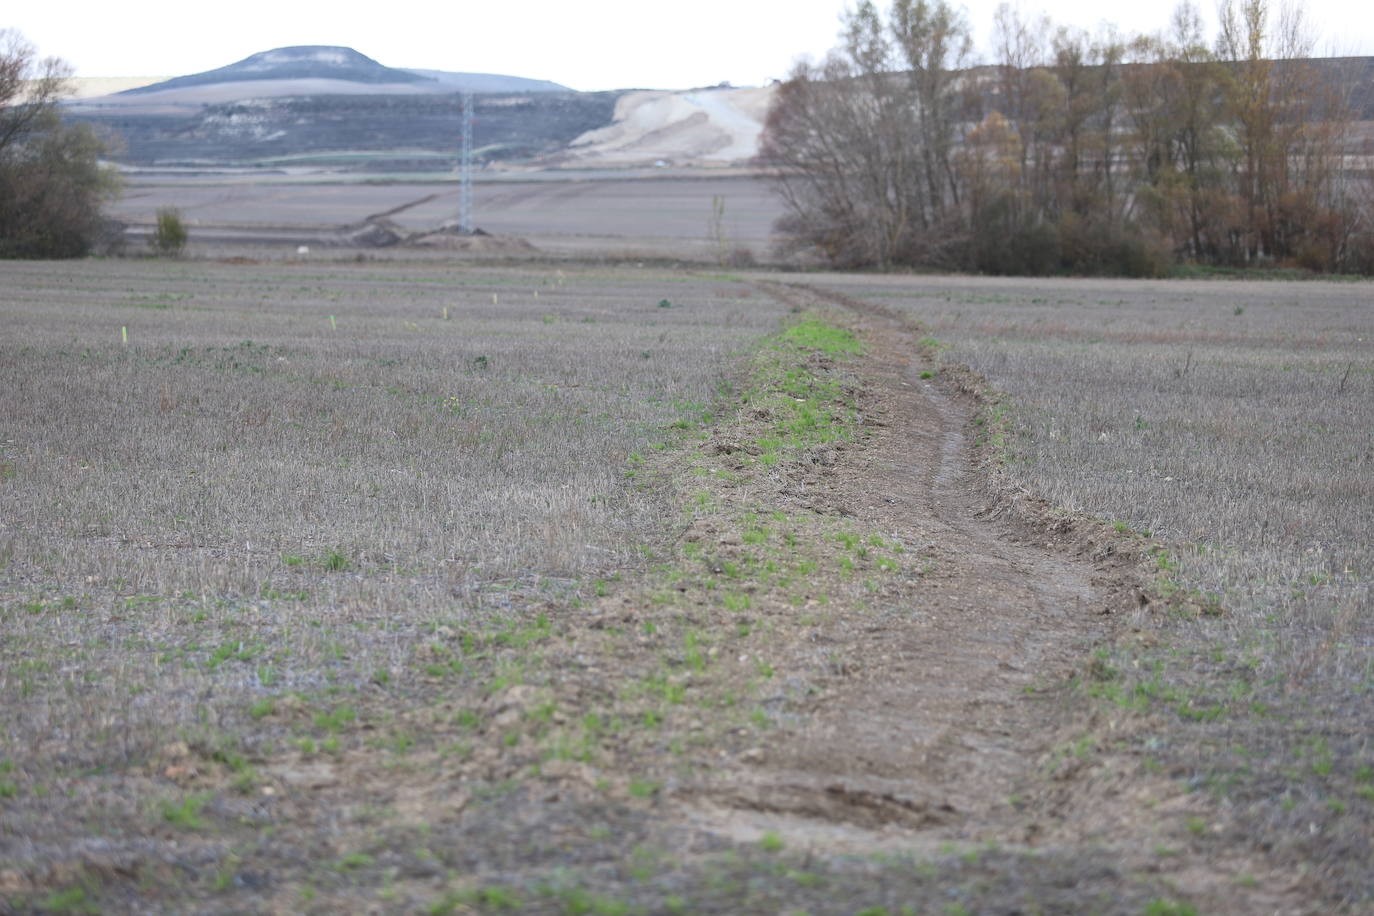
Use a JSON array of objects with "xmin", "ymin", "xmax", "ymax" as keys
[{"xmin": 682, "ymin": 281, "xmax": 1128, "ymax": 848}]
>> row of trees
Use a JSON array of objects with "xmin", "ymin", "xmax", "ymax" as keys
[
  {"xmin": 762, "ymin": 0, "xmax": 1373, "ymax": 275},
  {"xmin": 0, "ymin": 29, "xmax": 119, "ymax": 258}
]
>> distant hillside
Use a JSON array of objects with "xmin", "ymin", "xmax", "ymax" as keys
[
  {"xmin": 69, "ymin": 48, "xmax": 1366, "ymax": 172},
  {"xmin": 58, "ymin": 45, "xmax": 610, "ymax": 167},
  {"xmin": 107, "ymin": 47, "xmax": 573, "ymax": 101},
  {"xmin": 71, "ymin": 91, "xmax": 623, "ymax": 166},
  {"xmin": 66, "ymin": 77, "xmax": 170, "ymax": 99},
  {"xmin": 120, "ymin": 46, "xmax": 432, "ymax": 94},
  {"xmin": 404, "ymin": 69, "xmax": 570, "ymax": 94}
]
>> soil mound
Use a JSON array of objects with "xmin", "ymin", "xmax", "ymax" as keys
[
  {"xmin": 407, "ymin": 228, "xmax": 538, "ymax": 254},
  {"xmin": 343, "ymin": 218, "xmax": 408, "ymax": 247},
  {"xmin": 340, "ymin": 216, "xmax": 536, "ymax": 253}
]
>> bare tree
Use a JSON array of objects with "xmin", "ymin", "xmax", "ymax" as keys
[
  {"xmin": 891, "ymin": 0, "xmax": 973, "ymax": 227},
  {"xmin": 763, "ymin": 0, "xmax": 1368, "ymax": 276},
  {"xmin": 761, "ymin": 0, "xmax": 970, "ymax": 267},
  {"xmin": 0, "ymin": 29, "xmax": 119, "ymax": 258},
  {"xmin": 0, "ymin": 30, "xmax": 70, "ymax": 147}
]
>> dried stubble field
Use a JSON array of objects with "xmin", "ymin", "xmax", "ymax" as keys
[
  {"xmin": 3, "ymin": 255, "xmax": 1374, "ymax": 914},
  {"xmin": 0, "ymin": 259, "xmax": 788, "ymax": 899},
  {"xmin": 821, "ymin": 272, "xmax": 1374, "ymax": 901},
  {"xmin": 104, "ymin": 176, "xmax": 783, "ymax": 261}
]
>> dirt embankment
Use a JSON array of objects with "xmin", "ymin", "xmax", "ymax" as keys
[{"xmin": 556, "ymin": 87, "xmax": 772, "ymax": 167}]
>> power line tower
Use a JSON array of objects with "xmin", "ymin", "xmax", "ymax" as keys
[{"xmin": 458, "ymin": 91, "xmax": 474, "ymax": 234}]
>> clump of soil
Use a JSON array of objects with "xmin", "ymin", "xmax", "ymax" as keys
[
  {"xmin": 341, "ymin": 216, "xmax": 537, "ymax": 253},
  {"xmin": 407, "ymin": 226, "xmax": 538, "ymax": 254},
  {"xmin": 341, "ymin": 217, "xmax": 408, "ymax": 247}
]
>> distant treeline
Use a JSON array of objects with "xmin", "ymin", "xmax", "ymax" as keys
[{"xmin": 762, "ymin": 0, "xmax": 1374, "ymax": 276}]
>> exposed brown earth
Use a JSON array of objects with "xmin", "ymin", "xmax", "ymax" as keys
[
  {"xmin": 660, "ymin": 283, "xmax": 1308, "ymax": 913},
  {"xmin": 683, "ymin": 285, "xmax": 1122, "ymax": 837}
]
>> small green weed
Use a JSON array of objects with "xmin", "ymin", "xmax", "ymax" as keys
[
  {"xmin": 313, "ymin": 705, "xmax": 357, "ymax": 733},
  {"xmin": 778, "ymin": 318, "xmax": 862, "ymax": 357},
  {"xmin": 160, "ymin": 792, "xmax": 212, "ymax": 830},
  {"xmin": 322, "ymin": 550, "xmax": 351, "ymax": 572},
  {"xmin": 38, "ymin": 886, "xmax": 99, "ymax": 914},
  {"xmin": 335, "ymin": 852, "xmax": 373, "ymax": 871},
  {"xmin": 1142, "ymin": 901, "xmax": 1198, "ymax": 916},
  {"xmin": 722, "ymin": 592, "xmax": 751, "ymax": 612}
]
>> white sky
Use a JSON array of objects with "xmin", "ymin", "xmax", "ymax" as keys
[{"xmin": 9, "ymin": 0, "xmax": 1373, "ymax": 90}]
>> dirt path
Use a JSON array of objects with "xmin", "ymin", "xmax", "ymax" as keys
[
  {"xmin": 661, "ymin": 281, "xmax": 1321, "ymax": 916},
  {"xmin": 672, "ymin": 282, "xmax": 1130, "ymax": 852},
  {"xmin": 361, "ymin": 191, "xmax": 448, "ymax": 223}
]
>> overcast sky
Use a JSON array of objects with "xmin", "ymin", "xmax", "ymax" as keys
[{"xmin": 10, "ymin": 0, "xmax": 1373, "ymax": 90}]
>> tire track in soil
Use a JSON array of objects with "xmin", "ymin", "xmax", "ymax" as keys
[{"xmin": 677, "ymin": 280, "xmax": 1129, "ymax": 852}]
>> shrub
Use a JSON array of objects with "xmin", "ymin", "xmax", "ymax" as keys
[
  {"xmin": 151, "ymin": 208, "xmax": 188, "ymax": 256},
  {"xmin": 973, "ymin": 222, "xmax": 1062, "ymax": 276}
]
